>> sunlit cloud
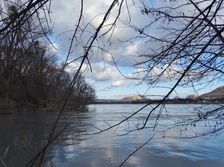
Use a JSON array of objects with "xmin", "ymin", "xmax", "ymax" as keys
[
  {"xmin": 111, "ymin": 80, "xmax": 125, "ymax": 87},
  {"xmin": 50, "ymin": 0, "xmax": 216, "ymax": 98}
]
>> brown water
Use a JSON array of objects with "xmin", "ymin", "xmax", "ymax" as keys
[{"xmin": 0, "ymin": 104, "xmax": 224, "ymax": 167}]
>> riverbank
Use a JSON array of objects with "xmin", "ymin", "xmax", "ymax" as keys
[
  {"xmin": 92, "ymin": 98, "xmax": 223, "ymax": 105},
  {"xmin": 0, "ymin": 97, "xmax": 92, "ymax": 114},
  {"xmin": 0, "ymin": 98, "xmax": 16, "ymax": 114}
]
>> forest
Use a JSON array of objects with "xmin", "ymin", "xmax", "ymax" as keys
[
  {"xmin": 0, "ymin": 4, "xmax": 95, "ymax": 111},
  {"xmin": 0, "ymin": 0, "xmax": 224, "ymax": 167}
]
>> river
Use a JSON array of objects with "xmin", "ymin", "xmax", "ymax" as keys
[{"xmin": 0, "ymin": 104, "xmax": 224, "ymax": 167}]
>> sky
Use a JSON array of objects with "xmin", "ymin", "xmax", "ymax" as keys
[{"xmin": 47, "ymin": 0, "xmax": 223, "ymax": 99}]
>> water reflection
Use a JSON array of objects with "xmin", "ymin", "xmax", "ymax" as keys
[
  {"xmin": 0, "ymin": 104, "xmax": 224, "ymax": 167},
  {"xmin": 0, "ymin": 108, "xmax": 92, "ymax": 167}
]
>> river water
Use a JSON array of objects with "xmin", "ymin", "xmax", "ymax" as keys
[{"xmin": 0, "ymin": 104, "xmax": 224, "ymax": 167}]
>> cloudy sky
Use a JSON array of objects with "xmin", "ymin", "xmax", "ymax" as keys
[{"xmin": 48, "ymin": 0, "xmax": 223, "ymax": 99}]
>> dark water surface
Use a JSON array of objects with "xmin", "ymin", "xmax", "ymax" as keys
[{"xmin": 0, "ymin": 104, "xmax": 224, "ymax": 167}]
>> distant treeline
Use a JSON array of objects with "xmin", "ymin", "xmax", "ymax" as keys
[
  {"xmin": 0, "ymin": 4, "xmax": 95, "ymax": 111},
  {"xmin": 93, "ymin": 98, "xmax": 223, "ymax": 105}
]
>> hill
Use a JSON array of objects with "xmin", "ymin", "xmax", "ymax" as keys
[
  {"xmin": 121, "ymin": 95, "xmax": 149, "ymax": 102},
  {"xmin": 200, "ymin": 86, "xmax": 224, "ymax": 100},
  {"xmin": 93, "ymin": 86, "xmax": 224, "ymax": 105}
]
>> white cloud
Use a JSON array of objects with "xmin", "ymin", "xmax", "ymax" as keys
[
  {"xmin": 89, "ymin": 63, "xmax": 120, "ymax": 82},
  {"xmin": 64, "ymin": 61, "xmax": 88, "ymax": 75},
  {"xmin": 50, "ymin": 0, "xmax": 150, "ymax": 67},
  {"xmin": 125, "ymin": 42, "xmax": 139, "ymax": 56},
  {"xmin": 111, "ymin": 80, "xmax": 125, "ymax": 87},
  {"xmin": 64, "ymin": 60, "xmax": 145, "ymax": 90},
  {"xmin": 49, "ymin": 0, "xmax": 216, "ymax": 98},
  {"xmin": 65, "ymin": 61, "xmax": 121, "ymax": 81}
]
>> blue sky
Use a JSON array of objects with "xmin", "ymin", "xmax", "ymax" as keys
[{"xmin": 49, "ymin": 0, "xmax": 223, "ymax": 99}]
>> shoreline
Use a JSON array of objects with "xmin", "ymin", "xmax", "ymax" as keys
[{"xmin": 91, "ymin": 99, "xmax": 223, "ymax": 105}]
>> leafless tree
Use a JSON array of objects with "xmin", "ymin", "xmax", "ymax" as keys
[
  {"xmin": 128, "ymin": 0, "xmax": 224, "ymax": 133},
  {"xmin": 1, "ymin": 0, "xmax": 224, "ymax": 166}
]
